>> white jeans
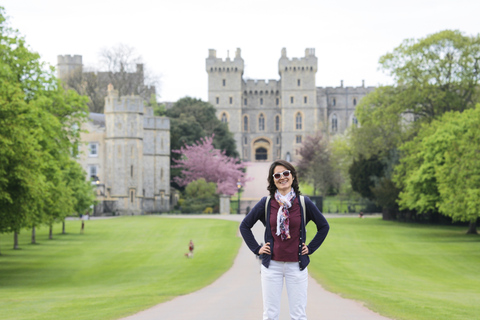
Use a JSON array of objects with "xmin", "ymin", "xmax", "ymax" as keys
[{"xmin": 261, "ymin": 260, "xmax": 308, "ymax": 320}]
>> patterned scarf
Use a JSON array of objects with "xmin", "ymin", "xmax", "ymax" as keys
[{"xmin": 275, "ymin": 188, "xmax": 296, "ymax": 241}]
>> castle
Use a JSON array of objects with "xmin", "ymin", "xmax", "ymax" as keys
[{"xmin": 206, "ymin": 48, "xmax": 375, "ymax": 162}]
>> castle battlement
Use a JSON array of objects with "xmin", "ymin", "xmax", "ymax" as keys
[
  {"xmin": 245, "ymin": 79, "xmax": 279, "ymax": 87},
  {"xmin": 144, "ymin": 116, "xmax": 170, "ymax": 130},
  {"xmin": 57, "ymin": 54, "xmax": 82, "ymax": 65},
  {"xmin": 206, "ymin": 48, "xmax": 244, "ymax": 72},
  {"xmin": 278, "ymin": 48, "xmax": 317, "ymax": 72},
  {"xmin": 104, "ymin": 86, "xmax": 144, "ymax": 114}
]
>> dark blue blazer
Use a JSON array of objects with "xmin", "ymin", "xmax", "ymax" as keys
[{"xmin": 239, "ymin": 196, "xmax": 329, "ymax": 270}]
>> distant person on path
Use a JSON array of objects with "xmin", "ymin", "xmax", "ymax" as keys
[{"xmin": 240, "ymin": 160, "xmax": 330, "ymax": 320}]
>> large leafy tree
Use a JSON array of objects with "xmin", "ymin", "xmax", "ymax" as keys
[
  {"xmin": 394, "ymin": 105, "xmax": 480, "ymax": 234},
  {"xmin": 348, "ymin": 30, "xmax": 480, "ymax": 215},
  {"xmin": 166, "ymin": 97, "xmax": 238, "ymax": 190},
  {"xmin": 173, "ymin": 136, "xmax": 249, "ymax": 196},
  {"xmin": 0, "ymin": 7, "xmax": 92, "ymax": 249},
  {"xmin": 297, "ymin": 132, "xmax": 341, "ymax": 196}
]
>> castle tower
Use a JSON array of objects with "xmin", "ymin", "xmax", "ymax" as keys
[
  {"xmin": 143, "ymin": 107, "xmax": 171, "ymax": 212},
  {"xmin": 57, "ymin": 55, "xmax": 83, "ymax": 80},
  {"xmin": 206, "ymin": 48, "xmax": 244, "ymax": 156},
  {"xmin": 104, "ymin": 84, "xmax": 144, "ymax": 214},
  {"xmin": 278, "ymin": 48, "xmax": 318, "ymax": 161}
]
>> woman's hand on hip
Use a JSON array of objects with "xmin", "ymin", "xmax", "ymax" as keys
[
  {"xmin": 259, "ymin": 242, "xmax": 271, "ymax": 255},
  {"xmin": 301, "ymin": 243, "xmax": 309, "ymax": 255}
]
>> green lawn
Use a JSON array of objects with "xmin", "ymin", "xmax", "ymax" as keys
[
  {"xmin": 0, "ymin": 216, "xmax": 241, "ymax": 320},
  {"xmin": 308, "ymin": 217, "xmax": 480, "ymax": 320}
]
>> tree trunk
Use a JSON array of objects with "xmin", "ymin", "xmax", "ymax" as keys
[
  {"xmin": 62, "ymin": 220, "xmax": 66, "ymax": 234},
  {"xmin": 49, "ymin": 225, "xmax": 53, "ymax": 240},
  {"xmin": 13, "ymin": 232, "xmax": 19, "ymax": 250},
  {"xmin": 466, "ymin": 220, "xmax": 478, "ymax": 235},
  {"xmin": 31, "ymin": 226, "xmax": 36, "ymax": 244}
]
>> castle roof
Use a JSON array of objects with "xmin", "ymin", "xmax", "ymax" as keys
[{"xmin": 89, "ymin": 113, "xmax": 105, "ymax": 127}]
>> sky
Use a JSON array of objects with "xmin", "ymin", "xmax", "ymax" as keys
[{"xmin": 2, "ymin": 0, "xmax": 479, "ymax": 102}]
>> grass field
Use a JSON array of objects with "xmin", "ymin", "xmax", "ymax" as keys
[
  {"xmin": 308, "ymin": 217, "xmax": 480, "ymax": 320},
  {"xmin": 0, "ymin": 216, "xmax": 241, "ymax": 320}
]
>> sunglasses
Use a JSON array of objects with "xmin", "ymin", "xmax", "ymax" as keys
[{"xmin": 272, "ymin": 170, "xmax": 291, "ymax": 180}]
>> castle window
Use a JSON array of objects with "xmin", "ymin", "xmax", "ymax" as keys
[
  {"xmin": 222, "ymin": 79, "xmax": 226, "ymax": 86},
  {"xmin": 276, "ymin": 98, "xmax": 279, "ymax": 106},
  {"xmin": 235, "ymin": 67, "xmax": 237, "ymax": 71},
  {"xmin": 210, "ymin": 67, "xmax": 213, "ymax": 71},
  {"xmin": 216, "ymin": 97, "xmax": 219, "ymax": 104},
  {"xmin": 332, "ymin": 98, "xmax": 336, "ymax": 106},
  {"xmin": 298, "ymin": 79, "xmax": 301, "ymax": 86},
  {"xmin": 131, "ymin": 165, "xmax": 133, "ymax": 177},
  {"xmin": 310, "ymin": 67, "xmax": 313, "ymax": 71},
  {"xmin": 244, "ymin": 98, "xmax": 247, "ymax": 105},
  {"xmin": 275, "ymin": 115, "xmax": 280, "ymax": 131},
  {"xmin": 243, "ymin": 115, "xmax": 249, "ymax": 132},
  {"xmin": 221, "ymin": 112, "xmax": 228, "ymax": 124},
  {"xmin": 332, "ymin": 114, "xmax": 338, "ymax": 132},
  {"xmin": 258, "ymin": 114, "xmax": 265, "ymax": 131},
  {"xmin": 260, "ymin": 98, "xmax": 263, "ymax": 105},
  {"xmin": 296, "ymin": 135, "xmax": 302, "ymax": 144},
  {"xmin": 88, "ymin": 143, "xmax": 98, "ymax": 157},
  {"xmin": 290, "ymin": 96, "xmax": 294, "ymax": 104},
  {"xmin": 352, "ymin": 116, "xmax": 358, "ymax": 127},
  {"xmin": 244, "ymin": 137, "xmax": 248, "ymax": 145},
  {"xmin": 88, "ymin": 165, "xmax": 98, "ymax": 179},
  {"xmin": 353, "ymin": 98, "xmax": 357, "ymax": 106},
  {"xmin": 276, "ymin": 137, "xmax": 280, "ymax": 145},
  {"xmin": 304, "ymin": 96, "xmax": 307, "ymax": 104},
  {"xmin": 229, "ymin": 97, "xmax": 233, "ymax": 104},
  {"xmin": 285, "ymin": 67, "xmax": 287, "ymax": 71},
  {"xmin": 295, "ymin": 112, "xmax": 303, "ymax": 130},
  {"xmin": 294, "ymin": 67, "xmax": 296, "ymax": 71},
  {"xmin": 130, "ymin": 189, "xmax": 135, "ymax": 203}
]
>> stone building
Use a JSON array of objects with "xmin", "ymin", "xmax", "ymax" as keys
[
  {"xmin": 76, "ymin": 85, "xmax": 171, "ymax": 215},
  {"xmin": 206, "ymin": 48, "xmax": 375, "ymax": 162}
]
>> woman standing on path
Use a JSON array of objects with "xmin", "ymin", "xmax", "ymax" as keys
[{"xmin": 240, "ymin": 160, "xmax": 330, "ymax": 320}]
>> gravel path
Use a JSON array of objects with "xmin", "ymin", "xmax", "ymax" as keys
[{"xmin": 120, "ymin": 215, "xmax": 392, "ymax": 320}]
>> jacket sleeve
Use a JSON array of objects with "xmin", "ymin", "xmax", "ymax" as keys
[
  {"xmin": 304, "ymin": 197, "xmax": 329, "ymax": 255},
  {"xmin": 239, "ymin": 197, "xmax": 267, "ymax": 255}
]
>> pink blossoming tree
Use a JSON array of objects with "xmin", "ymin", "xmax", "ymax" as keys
[{"xmin": 173, "ymin": 136, "xmax": 250, "ymax": 196}]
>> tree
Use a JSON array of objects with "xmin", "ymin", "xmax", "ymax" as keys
[
  {"xmin": 182, "ymin": 179, "xmax": 218, "ymax": 213},
  {"xmin": 173, "ymin": 136, "xmax": 249, "ymax": 196},
  {"xmin": 379, "ymin": 30, "xmax": 480, "ymax": 120},
  {"xmin": 394, "ymin": 105, "xmax": 480, "ymax": 233},
  {"xmin": 348, "ymin": 155, "xmax": 384, "ymax": 201},
  {"xmin": 0, "ymin": 7, "xmax": 91, "ymax": 249},
  {"xmin": 167, "ymin": 97, "xmax": 238, "ymax": 190},
  {"xmin": 296, "ymin": 132, "xmax": 341, "ymax": 196},
  {"xmin": 347, "ymin": 30, "xmax": 480, "ymax": 214}
]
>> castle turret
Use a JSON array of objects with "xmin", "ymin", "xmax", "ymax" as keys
[
  {"xmin": 57, "ymin": 55, "xmax": 83, "ymax": 80},
  {"xmin": 206, "ymin": 48, "xmax": 244, "ymax": 155},
  {"xmin": 104, "ymin": 84, "xmax": 144, "ymax": 214},
  {"xmin": 278, "ymin": 48, "xmax": 318, "ymax": 161}
]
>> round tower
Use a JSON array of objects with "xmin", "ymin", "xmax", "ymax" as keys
[{"xmin": 104, "ymin": 84, "xmax": 144, "ymax": 214}]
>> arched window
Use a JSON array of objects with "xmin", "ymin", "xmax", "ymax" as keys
[
  {"xmin": 295, "ymin": 112, "xmax": 302, "ymax": 130},
  {"xmin": 260, "ymin": 98, "xmax": 263, "ymax": 105},
  {"xmin": 243, "ymin": 115, "xmax": 249, "ymax": 132},
  {"xmin": 353, "ymin": 98, "xmax": 357, "ymax": 106},
  {"xmin": 221, "ymin": 112, "xmax": 228, "ymax": 124},
  {"xmin": 332, "ymin": 114, "xmax": 338, "ymax": 132},
  {"xmin": 275, "ymin": 115, "xmax": 280, "ymax": 131},
  {"xmin": 258, "ymin": 114, "xmax": 265, "ymax": 131},
  {"xmin": 332, "ymin": 98, "xmax": 336, "ymax": 106}
]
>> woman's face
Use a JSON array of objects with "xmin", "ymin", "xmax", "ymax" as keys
[{"xmin": 273, "ymin": 165, "xmax": 294, "ymax": 195}]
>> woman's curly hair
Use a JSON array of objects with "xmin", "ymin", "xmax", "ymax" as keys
[{"xmin": 267, "ymin": 160, "xmax": 301, "ymax": 198}]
